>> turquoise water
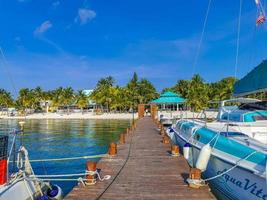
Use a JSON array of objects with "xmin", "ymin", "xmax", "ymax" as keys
[{"xmin": 0, "ymin": 119, "xmax": 130, "ymax": 196}]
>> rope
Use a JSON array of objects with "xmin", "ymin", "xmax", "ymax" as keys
[
  {"xmin": 203, "ymin": 150, "xmax": 258, "ymax": 182},
  {"xmin": 32, "ymin": 171, "xmax": 100, "ymax": 178},
  {"xmin": 9, "ymin": 154, "xmax": 108, "ymax": 163},
  {"xmin": 234, "ymin": 0, "xmax": 243, "ymax": 78},
  {"xmin": 187, "ymin": 150, "xmax": 259, "ymax": 187},
  {"xmin": 28, "ymin": 170, "xmax": 110, "ymax": 183},
  {"xmin": 192, "ymin": 0, "xmax": 212, "ymax": 75}
]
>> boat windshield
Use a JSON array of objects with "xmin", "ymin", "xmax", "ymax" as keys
[
  {"xmin": 239, "ymin": 101, "xmax": 267, "ymax": 111},
  {"xmin": 220, "ymin": 132, "xmax": 248, "ymax": 137}
]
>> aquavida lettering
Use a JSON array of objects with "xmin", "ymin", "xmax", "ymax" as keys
[{"xmin": 217, "ymin": 170, "xmax": 267, "ymax": 200}]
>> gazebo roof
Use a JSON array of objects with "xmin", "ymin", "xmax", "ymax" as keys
[{"xmin": 151, "ymin": 91, "xmax": 186, "ymax": 104}]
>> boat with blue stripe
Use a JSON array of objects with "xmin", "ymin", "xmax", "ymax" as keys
[{"xmin": 167, "ymin": 88, "xmax": 267, "ymax": 199}]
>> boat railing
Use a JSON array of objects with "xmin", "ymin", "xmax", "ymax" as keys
[{"xmin": 193, "ymin": 110, "xmax": 207, "ymax": 127}]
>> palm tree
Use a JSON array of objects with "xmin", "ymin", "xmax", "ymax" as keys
[
  {"xmin": 138, "ymin": 78, "xmax": 158, "ymax": 104},
  {"xmin": 126, "ymin": 72, "xmax": 139, "ymax": 111},
  {"xmin": 75, "ymin": 90, "xmax": 88, "ymax": 114},
  {"xmin": 187, "ymin": 74, "xmax": 209, "ymax": 112},
  {"xmin": 90, "ymin": 76, "xmax": 115, "ymax": 112},
  {"xmin": 16, "ymin": 88, "xmax": 35, "ymax": 114},
  {"xmin": 61, "ymin": 87, "xmax": 74, "ymax": 114},
  {"xmin": 0, "ymin": 89, "xmax": 13, "ymax": 108},
  {"xmin": 51, "ymin": 87, "xmax": 64, "ymax": 111},
  {"xmin": 173, "ymin": 80, "xmax": 191, "ymax": 98}
]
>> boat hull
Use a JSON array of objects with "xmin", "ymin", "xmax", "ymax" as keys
[
  {"xmin": 0, "ymin": 179, "xmax": 48, "ymax": 200},
  {"xmin": 172, "ymin": 131, "xmax": 267, "ymax": 200}
]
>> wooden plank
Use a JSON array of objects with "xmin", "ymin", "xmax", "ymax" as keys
[{"xmin": 64, "ymin": 117, "xmax": 215, "ymax": 200}]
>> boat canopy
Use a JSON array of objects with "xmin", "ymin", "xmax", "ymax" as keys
[
  {"xmin": 150, "ymin": 91, "xmax": 186, "ymax": 104},
  {"xmin": 233, "ymin": 60, "xmax": 267, "ymax": 97}
]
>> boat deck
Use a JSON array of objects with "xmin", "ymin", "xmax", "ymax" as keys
[{"xmin": 64, "ymin": 117, "xmax": 215, "ymax": 200}]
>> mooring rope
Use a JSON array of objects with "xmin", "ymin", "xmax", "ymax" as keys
[
  {"xmin": 28, "ymin": 170, "xmax": 110, "ymax": 183},
  {"xmin": 203, "ymin": 150, "xmax": 259, "ymax": 182},
  {"xmin": 187, "ymin": 150, "xmax": 260, "ymax": 187},
  {"xmin": 9, "ymin": 153, "xmax": 108, "ymax": 163}
]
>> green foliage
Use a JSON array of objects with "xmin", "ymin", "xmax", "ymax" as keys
[
  {"xmin": 171, "ymin": 79, "xmax": 191, "ymax": 98},
  {"xmin": 90, "ymin": 73, "xmax": 159, "ymax": 112},
  {"xmin": 187, "ymin": 75, "xmax": 209, "ymax": 112},
  {"xmin": 75, "ymin": 90, "xmax": 88, "ymax": 112},
  {"xmin": 163, "ymin": 75, "xmax": 237, "ymax": 111},
  {"xmin": 0, "ymin": 89, "xmax": 13, "ymax": 107},
  {"xmin": 90, "ymin": 76, "xmax": 115, "ymax": 111},
  {"xmin": 1, "ymin": 73, "xmax": 238, "ymax": 113},
  {"xmin": 16, "ymin": 88, "xmax": 37, "ymax": 110}
]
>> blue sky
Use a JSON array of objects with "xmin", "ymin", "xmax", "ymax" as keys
[{"xmin": 0, "ymin": 0, "xmax": 266, "ymax": 94}]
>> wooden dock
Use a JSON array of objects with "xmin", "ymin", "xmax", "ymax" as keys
[{"xmin": 64, "ymin": 117, "xmax": 215, "ymax": 200}]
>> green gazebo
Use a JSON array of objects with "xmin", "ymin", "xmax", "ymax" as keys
[{"xmin": 151, "ymin": 91, "xmax": 186, "ymax": 111}]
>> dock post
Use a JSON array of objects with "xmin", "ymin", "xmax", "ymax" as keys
[
  {"xmin": 188, "ymin": 168, "xmax": 203, "ymax": 188},
  {"xmin": 85, "ymin": 161, "xmax": 97, "ymax": 185},
  {"xmin": 160, "ymin": 125, "xmax": 165, "ymax": 135},
  {"xmin": 162, "ymin": 134, "xmax": 170, "ymax": 144},
  {"xmin": 108, "ymin": 142, "xmax": 117, "ymax": 156},
  {"xmin": 120, "ymin": 133, "xmax": 126, "ymax": 144},
  {"xmin": 157, "ymin": 121, "xmax": 161, "ymax": 129},
  {"xmin": 171, "ymin": 144, "xmax": 180, "ymax": 156}
]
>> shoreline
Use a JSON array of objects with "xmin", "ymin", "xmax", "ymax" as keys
[{"xmin": 0, "ymin": 112, "xmax": 138, "ymax": 120}]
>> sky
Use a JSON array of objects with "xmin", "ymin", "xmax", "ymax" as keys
[{"xmin": 0, "ymin": 0, "xmax": 267, "ymax": 94}]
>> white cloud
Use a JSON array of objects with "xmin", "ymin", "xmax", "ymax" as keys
[
  {"xmin": 34, "ymin": 21, "xmax": 52, "ymax": 36},
  {"xmin": 75, "ymin": 8, "xmax": 96, "ymax": 25}
]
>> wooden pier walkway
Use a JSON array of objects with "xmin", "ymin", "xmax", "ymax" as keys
[{"xmin": 64, "ymin": 117, "xmax": 215, "ymax": 200}]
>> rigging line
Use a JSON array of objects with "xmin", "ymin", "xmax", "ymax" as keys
[
  {"xmin": 0, "ymin": 47, "xmax": 18, "ymax": 96},
  {"xmin": 234, "ymin": 0, "xmax": 243, "ymax": 79},
  {"xmin": 192, "ymin": 0, "xmax": 212, "ymax": 76},
  {"xmin": 259, "ymin": 0, "xmax": 266, "ymax": 16}
]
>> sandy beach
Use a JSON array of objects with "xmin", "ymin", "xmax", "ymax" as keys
[
  {"xmin": 0, "ymin": 110, "xmax": 218, "ymax": 120},
  {"xmin": 0, "ymin": 112, "xmax": 139, "ymax": 120}
]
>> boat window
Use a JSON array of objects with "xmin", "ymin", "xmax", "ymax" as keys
[
  {"xmin": 221, "ymin": 113, "xmax": 242, "ymax": 122},
  {"xmin": 239, "ymin": 101, "xmax": 267, "ymax": 110},
  {"xmin": 220, "ymin": 132, "xmax": 248, "ymax": 137},
  {"xmin": 244, "ymin": 111, "xmax": 267, "ymax": 122},
  {"xmin": 194, "ymin": 134, "xmax": 201, "ymax": 141},
  {"xmin": 253, "ymin": 115, "xmax": 267, "ymax": 121}
]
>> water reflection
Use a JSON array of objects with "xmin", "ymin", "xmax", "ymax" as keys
[{"xmin": 0, "ymin": 119, "xmax": 130, "ymax": 196}]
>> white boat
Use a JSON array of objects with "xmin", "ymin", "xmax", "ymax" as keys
[
  {"xmin": 0, "ymin": 129, "xmax": 63, "ymax": 200},
  {"xmin": 167, "ymin": 60, "xmax": 267, "ymax": 199},
  {"xmin": 165, "ymin": 0, "xmax": 267, "ymax": 198},
  {"xmin": 168, "ymin": 100, "xmax": 267, "ymax": 199}
]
